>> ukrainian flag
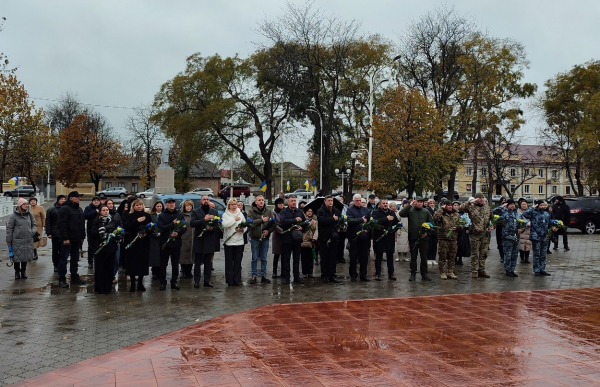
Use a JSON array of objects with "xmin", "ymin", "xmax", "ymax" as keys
[{"xmin": 260, "ymin": 180, "xmax": 267, "ymax": 192}]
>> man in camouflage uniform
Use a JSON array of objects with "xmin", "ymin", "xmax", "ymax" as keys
[
  {"xmin": 460, "ymin": 193, "xmax": 494, "ymax": 278},
  {"xmin": 433, "ymin": 199, "xmax": 461, "ymax": 280}
]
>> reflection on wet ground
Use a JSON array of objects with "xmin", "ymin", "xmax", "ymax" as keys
[{"xmin": 13, "ymin": 287, "xmax": 600, "ymax": 386}]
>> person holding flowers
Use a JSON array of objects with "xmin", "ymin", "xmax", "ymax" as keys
[
  {"xmin": 190, "ymin": 195, "xmax": 219, "ymax": 288},
  {"xmin": 433, "ymin": 199, "xmax": 461, "ymax": 280},
  {"xmin": 149, "ymin": 201, "xmax": 163, "ymax": 280},
  {"xmin": 246, "ymin": 195, "xmax": 274, "ymax": 284},
  {"xmin": 91, "ymin": 205, "xmax": 120, "ymax": 294},
  {"xmin": 521, "ymin": 200, "xmax": 552, "ymax": 276},
  {"xmin": 123, "ymin": 199, "xmax": 152, "ymax": 292},
  {"xmin": 300, "ymin": 207, "xmax": 318, "ymax": 279},
  {"xmin": 317, "ymin": 195, "xmax": 343, "ymax": 283},
  {"xmin": 179, "ymin": 200, "xmax": 195, "ymax": 279},
  {"xmin": 459, "ymin": 193, "xmax": 494, "ymax": 279},
  {"xmin": 222, "ymin": 198, "xmax": 247, "ymax": 286},
  {"xmin": 347, "ymin": 194, "xmax": 374, "ymax": 282},
  {"xmin": 494, "ymin": 199, "xmax": 524, "ymax": 277},
  {"xmin": 157, "ymin": 198, "xmax": 187, "ymax": 290},
  {"xmin": 517, "ymin": 199, "xmax": 532, "ymax": 264},
  {"xmin": 399, "ymin": 196, "xmax": 433, "ymax": 282},
  {"xmin": 372, "ymin": 198, "xmax": 400, "ymax": 281},
  {"xmin": 279, "ymin": 195, "xmax": 307, "ymax": 285}
]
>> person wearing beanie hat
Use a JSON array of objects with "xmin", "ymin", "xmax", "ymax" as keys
[
  {"xmin": 494, "ymin": 199, "xmax": 524, "ymax": 277},
  {"xmin": 459, "ymin": 192, "xmax": 493, "ymax": 278},
  {"xmin": 56, "ymin": 191, "xmax": 86, "ymax": 288},
  {"xmin": 271, "ymin": 197, "xmax": 285, "ymax": 278},
  {"xmin": 551, "ymin": 195, "xmax": 570, "ymax": 251},
  {"xmin": 45, "ymin": 195, "xmax": 68, "ymax": 272},
  {"xmin": 521, "ymin": 200, "xmax": 552, "ymax": 276},
  {"xmin": 7, "ymin": 198, "xmax": 37, "ymax": 280}
]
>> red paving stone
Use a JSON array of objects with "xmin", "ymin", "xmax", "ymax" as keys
[{"xmin": 13, "ymin": 288, "xmax": 600, "ymax": 386}]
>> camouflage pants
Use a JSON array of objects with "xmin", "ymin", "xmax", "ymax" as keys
[
  {"xmin": 470, "ymin": 232, "xmax": 489, "ymax": 273},
  {"xmin": 438, "ymin": 239, "xmax": 457, "ymax": 274},
  {"xmin": 532, "ymin": 239, "xmax": 548, "ymax": 273}
]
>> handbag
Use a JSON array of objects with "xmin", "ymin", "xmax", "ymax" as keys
[
  {"xmin": 39, "ymin": 237, "xmax": 48, "ymax": 247},
  {"xmin": 33, "ymin": 231, "xmax": 40, "ymax": 243}
]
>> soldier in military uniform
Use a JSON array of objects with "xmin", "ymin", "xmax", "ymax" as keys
[
  {"xmin": 459, "ymin": 193, "xmax": 494, "ymax": 278},
  {"xmin": 433, "ymin": 199, "xmax": 461, "ymax": 280}
]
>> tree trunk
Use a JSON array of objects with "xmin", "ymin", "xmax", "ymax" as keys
[
  {"xmin": 263, "ymin": 160, "xmax": 273, "ymax": 200},
  {"xmin": 447, "ymin": 169, "xmax": 457, "ymax": 199},
  {"xmin": 472, "ymin": 147, "xmax": 478, "ymax": 197}
]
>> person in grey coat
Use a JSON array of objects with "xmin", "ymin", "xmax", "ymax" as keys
[{"xmin": 7, "ymin": 198, "xmax": 37, "ymax": 280}]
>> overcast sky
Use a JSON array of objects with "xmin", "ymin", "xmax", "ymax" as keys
[{"xmin": 2, "ymin": 0, "xmax": 599, "ymax": 168}]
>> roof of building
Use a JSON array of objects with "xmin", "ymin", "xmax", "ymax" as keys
[{"xmin": 466, "ymin": 144, "xmax": 560, "ymax": 165}]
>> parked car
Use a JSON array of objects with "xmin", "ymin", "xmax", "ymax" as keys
[
  {"xmin": 3, "ymin": 185, "xmax": 42, "ymax": 197},
  {"xmin": 564, "ymin": 197, "xmax": 600, "ymax": 234},
  {"xmin": 154, "ymin": 194, "xmax": 226, "ymax": 217},
  {"xmin": 432, "ymin": 190, "xmax": 460, "ymax": 201},
  {"xmin": 136, "ymin": 188, "xmax": 154, "ymax": 198},
  {"xmin": 186, "ymin": 187, "xmax": 214, "ymax": 196},
  {"xmin": 491, "ymin": 194, "xmax": 504, "ymax": 203},
  {"xmin": 96, "ymin": 187, "xmax": 128, "ymax": 198},
  {"xmin": 218, "ymin": 185, "xmax": 250, "ymax": 199},
  {"xmin": 285, "ymin": 189, "xmax": 313, "ymax": 199}
]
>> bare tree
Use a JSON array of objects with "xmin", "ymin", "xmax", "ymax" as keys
[
  {"xmin": 126, "ymin": 105, "xmax": 163, "ymax": 189},
  {"xmin": 46, "ymin": 91, "xmax": 88, "ymax": 132}
]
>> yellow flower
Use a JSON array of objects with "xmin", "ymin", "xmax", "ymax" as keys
[
  {"xmin": 493, "ymin": 215, "xmax": 500, "ymax": 220},
  {"xmin": 558, "ymin": 220, "xmax": 563, "ymax": 226},
  {"xmin": 422, "ymin": 223, "xmax": 430, "ymax": 229}
]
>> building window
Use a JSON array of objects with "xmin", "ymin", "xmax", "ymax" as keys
[
  {"xmin": 510, "ymin": 168, "xmax": 516, "ymax": 177},
  {"xmin": 552, "ymin": 186, "xmax": 557, "ymax": 194},
  {"xmin": 481, "ymin": 167, "xmax": 487, "ymax": 176},
  {"xmin": 466, "ymin": 166, "xmax": 472, "ymax": 176},
  {"xmin": 104, "ymin": 182, "xmax": 112, "ymax": 189},
  {"xmin": 552, "ymin": 170, "xmax": 558, "ymax": 179},
  {"xmin": 118, "ymin": 182, "xmax": 125, "ymax": 188},
  {"xmin": 538, "ymin": 185, "xmax": 544, "ymax": 194},
  {"xmin": 482, "ymin": 184, "xmax": 488, "ymax": 193},
  {"xmin": 524, "ymin": 185, "xmax": 530, "ymax": 194},
  {"xmin": 524, "ymin": 168, "xmax": 530, "ymax": 177},
  {"xmin": 538, "ymin": 169, "xmax": 544, "ymax": 178},
  {"xmin": 566, "ymin": 186, "xmax": 571, "ymax": 195},
  {"xmin": 510, "ymin": 184, "xmax": 516, "ymax": 192},
  {"xmin": 466, "ymin": 184, "xmax": 472, "ymax": 192},
  {"xmin": 131, "ymin": 183, "xmax": 138, "ymax": 193}
]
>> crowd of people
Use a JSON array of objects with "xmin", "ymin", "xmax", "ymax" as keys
[{"xmin": 6, "ymin": 190, "xmax": 571, "ymax": 292}]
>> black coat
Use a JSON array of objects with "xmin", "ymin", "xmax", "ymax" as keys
[
  {"xmin": 190, "ymin": 206, "xmax": 219, "ymax": 254},
  {"xmin": 45, "ymin": 202, "xmax": 62, "ymax": 237},
  {"xmin": 84, "ymin": 203, "xmax": 100, "ymax": 235},
  {"xmin": 346, "ymin": 205, "xmax": 371, "ymax": 236},
  {"xmin": 372, "ymin": 207, "xmax": 399, "ymax": 249},
  {"xmin": 158, "ymin": 208, "xmax": 187, "ymax": 248},
  {"xmin": 57, "ymin": 200, "xmax": 86, "ymax": 242},
  {"xmin": 91, "ymin": 216, "xmax": 119, "ymax": 254},
  {"xmin": 552, "ymin": 202, "xmax": 571, "ymax": 224},
  {"xmin": 279, "ymin": 207, "xmax": 306, "ymax": 245},
  {"xmin": 149, "ymin": 213, "xmax": 162, "ymax": 267},
  {"xmin": 316, "ymin": 204, "xmax": 341, "ymax": 243},
  {"xmin": 122, "ymin": 210, "xmax": 152, "ymax": 276}
]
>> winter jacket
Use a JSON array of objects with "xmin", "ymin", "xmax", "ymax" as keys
[
  {"xmin": 271, "ymin": 209, "xmax": 284, "ymax": 254},
  {"xmin": 518, "ymin": 208, "xmax": 532, "ymax": 252},
  {"xmin": 179, "ymin": 211, "xmax": 194, "ymax": 265},
  {"xmin": 426, "ymin": 206, "xmax": 438, "ymax": 236},
  {"xmin": 279, "ymin": 207, "xmax": 306, "ymax": 245},
  {"xmin": 45, "ymin": 201, "xmax": 62, "ymax": 238},
  {"xmin": 346, "ymin": 205, "xmax": 372, "ymax": 236},
  {"xmin": 91, "ymin": 215, "xmax": 119, "ymax": 254},
  {"xmin": 372, "ymin": 207, "xmax": 399, "ymax": 244},
  {"xmin": 459, "ymin": 201, "xmax": 491, "ymax": 234},
  {"xmin": 190, "ymin": 206, "xmax": 219, "ymax": 254},
  {"xmin": 552, "ymin": 202, "xmax": 571, "ymax": 224},
  {"xmin": 399, "ymin": 204, "xmax": 433, "ymax": 241},
  {"xmin": 6, "ymin": 208, "xmax": 36, "ymax": 263},
  {"xmin": 222, "ymin": 209, "xmax": 246, "ymax": 246},
  {"xmin": 521, "ymin": 207, "xmax": 551, "ymax": 242},
  {"xmin": 493, "ymin": 207, "xmax": 523, "ymax": 241},
  {"xmin": 30, "ymin": 205, "xmax": 45, "ymax": 240},
  {"xmin": 84, "ymin": 203, "xmax": 100, "ymax": 235},
  {"xmin": 157, "ymin": 208, "xmax": 187, "ymax": 248},
  {"xmin": 247, "ymin": 202, "xmax": 271, "ymax": 240},
  {"xmin": 122, "ymin": 210, "xmax": 152, "ymax": 276},
  {"xmin": 149, "ymin": 213, "xmax": 162, "ymax": 267},
  {"xmin": 316, "ymin": 204, "xmax": 342, "ymax": 243},
  {"xmin": 57, "ymin": 200, "xmax": 86, "ymax": 242},
  {"xmin": 396, "ymin": 212, "xmax": 409, "ymax": 253},
  {"xmin": 433, "ymin": 208, "xmax": 461, "ymax": 241},
  {"xmin": 301, "ymin": 216, "xmax": 318, "ymax": 248}
]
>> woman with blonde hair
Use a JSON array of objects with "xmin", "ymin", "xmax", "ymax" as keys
[
  {"xmin": 179, "ymin": 199, "xmax": 195, "ymax": 278},
  {"xmin": 122, "ymin": 199, "xmax": 152, "ymax": 291},
  {"xmin": 222, "ymin": 198, "xmax": 246, "ymax": 286}
]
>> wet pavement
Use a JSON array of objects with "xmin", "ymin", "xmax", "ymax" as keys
[
  {"xmin": 1, "ymin": 228, "xmax": 599, "ymax": 386},
  {"xmin": 10, "ymin": 287, "xmax": 600, "ymax": 386}
]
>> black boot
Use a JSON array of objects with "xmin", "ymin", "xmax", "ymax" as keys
[
  {"xmin": 130, "ymin": 276, "xmax": 136, "ymax": 292},
  {"xmin": 15, "ymin": 270, "xmax": 21, "ymax": 280},
  {"xmin": 20, "ymin": 269, "xmax": 27, "ymax": 279},
  {"xmin": 137, "ymin": 277, "xmax": 146, "ymax": 291}
]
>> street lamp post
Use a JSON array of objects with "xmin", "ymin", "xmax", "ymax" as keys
[
  {"xmin": 306, "ymin": 107, "xmax": 324, "ymax": 192},
  {"xmin": 334, "ymin": 168, "xmax": 351, "ymax": 198},
  {"xmin": 368, "ymin": 71, "xmax": 388, "ymax": 187}
]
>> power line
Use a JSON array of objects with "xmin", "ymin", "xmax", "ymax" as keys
[{"xmin": 28, "ymin": 96, "xmax": 148, "ymax": 111}]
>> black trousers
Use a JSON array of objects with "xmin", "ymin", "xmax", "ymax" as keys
[
  {"xmin": 336, "ymin": 232, "xmax": 347, "ymax": 262},
  {"xmin": 194, "ymin": 253, "xmax": 213, "ymax": 283},
  {"xmin": 300, "ymin": 247, "xmax": 314, "ymax": 275},
  {"xmin": 320, "ymin": 239, "xmax": 338, "ymax": 279},
  {"xmin": 58, "ymin": 241, "xmax": 81, "ymax": 282},
  {"xmin": 281, "ymin": 243, "xmax": 301, "ymax": 281},
  {"xmin": 375, "ymin": 243, "xmax": 395, "ymax": 276},
  {"xmin": 553, "ymin": 227, "xmax": 568, "ymax": 248},
  {"xmin": 427, "ymin": 233, "xmax": 438, "ymax": 260},
  {"xmin": 87, "ymin": 233, "xmax": 98, "ymax": 265},
  {"xmin": 272, "ymin": 254, "xmax": 280, "ymax": 275},
  {"xmin": 410, "ymin": 239, "xmax": 428, "ymax": 275},
  {"xmin": 95, "ymin": 251, "xmax": 115, "ymax": 293},
  {"xmin": 51, "ymin": 237, "xmax": 61, "ymax": 267},
  {"xmin": 349, "ymin": 236, "xmax": 370, "ymax": 279},
  {"xmin": 224, "ymin": 245, "xmax": 243, "ymax": 285},
  {"xmin": 159, "ymin": 247, "xmax": 180, "ymax": 285},
  {"xmin": 13, "ymin": 262, "xmax": 27, "ymax": 272}
]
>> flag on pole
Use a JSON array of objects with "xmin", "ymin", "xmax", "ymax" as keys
[
  {"xmin": 312, "ymin": 178, "xmax": 316, "ymax": 188},
  {"xmin": 286, "ymin": 180, "xmax": 290, "ymax": 191},
  {"xmin": 304, "ymin": 179, "xmax": 309, "ymax": 190},
  {"xmin": 260, "ymin": 180, "xmax": 267, "ymax": 192}
]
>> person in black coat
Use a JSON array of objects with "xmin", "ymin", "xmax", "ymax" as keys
[
  {"xmin": 190, "ymin": 195, "xmax": 219, "ymax": 288},
  {"xmin": 91, "ymin": 205, "xmax": 119, "ymax": 294},
  {"xmin": 84, "ymin": 196, "xmax": 101, "ymax": 270},
  {"xmin": 426, "ymin": 198, "xmax": 438, "ymax": 264},
  {"xmin": 106, "ymin": 199, "xmax": 122, "ymax": 279},
  {"xmin": 316, "ymin": 196, "xmax": 342, "ymax": 283},
  {"xmin": 495, "ymin": 197, "xmax": 507, "ymax": 263},
  {"xmin": 45, "ymin": 195, "xmax": 66, "ymax": 272},
  {"xmin": 122, "ymin": 199, "xmax": 152, "ymax": 292},
  {"xmin": 453, "ymin": 201, "xmax": 470, "ymax": 266},
  {"xmin": 551, "ymin": 196, "xmax": 571, "ymax": 250},
  {"xmin": 346, "ymin": 195, "xmax": 373, "ymax": 282},
  {"xmin": 279, "ymin": 195, "xmax": 306, "ymax": 285},
  {"xmin": 57, "ymin": 191, "xmax": 86, "ymax": 288},
  {"xmin": 149, "ymin": 201, "xmax": 163, "ymax": 280},
  {"xmin": 371, "ymin": 198, "xmax": 399, "ymax": 281},
  {"xmin": 157, "ymin": 198, "xmax": 187, "ymax": 290}
]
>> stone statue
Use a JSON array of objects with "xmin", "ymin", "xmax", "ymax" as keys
[{"xmin": 160, "ymin": 143, "xmax": 170, "ymax": 167}]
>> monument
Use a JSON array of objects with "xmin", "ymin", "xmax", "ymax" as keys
[{"xmin": 154, "ymin": 143, "xmax": 176, "ymax": 194}]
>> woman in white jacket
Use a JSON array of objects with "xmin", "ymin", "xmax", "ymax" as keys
[{"xmin": 222, "ymin": 198, "xmax": 246, "ymax": 286}]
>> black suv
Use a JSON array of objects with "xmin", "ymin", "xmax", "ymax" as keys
[
  {"xmin": 564, "ymin": 197, "xmax": 600, "ymax": 234},
  {"xmin": 3, "ymin": 185, "xmax": 41, "ymax": 197}
]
